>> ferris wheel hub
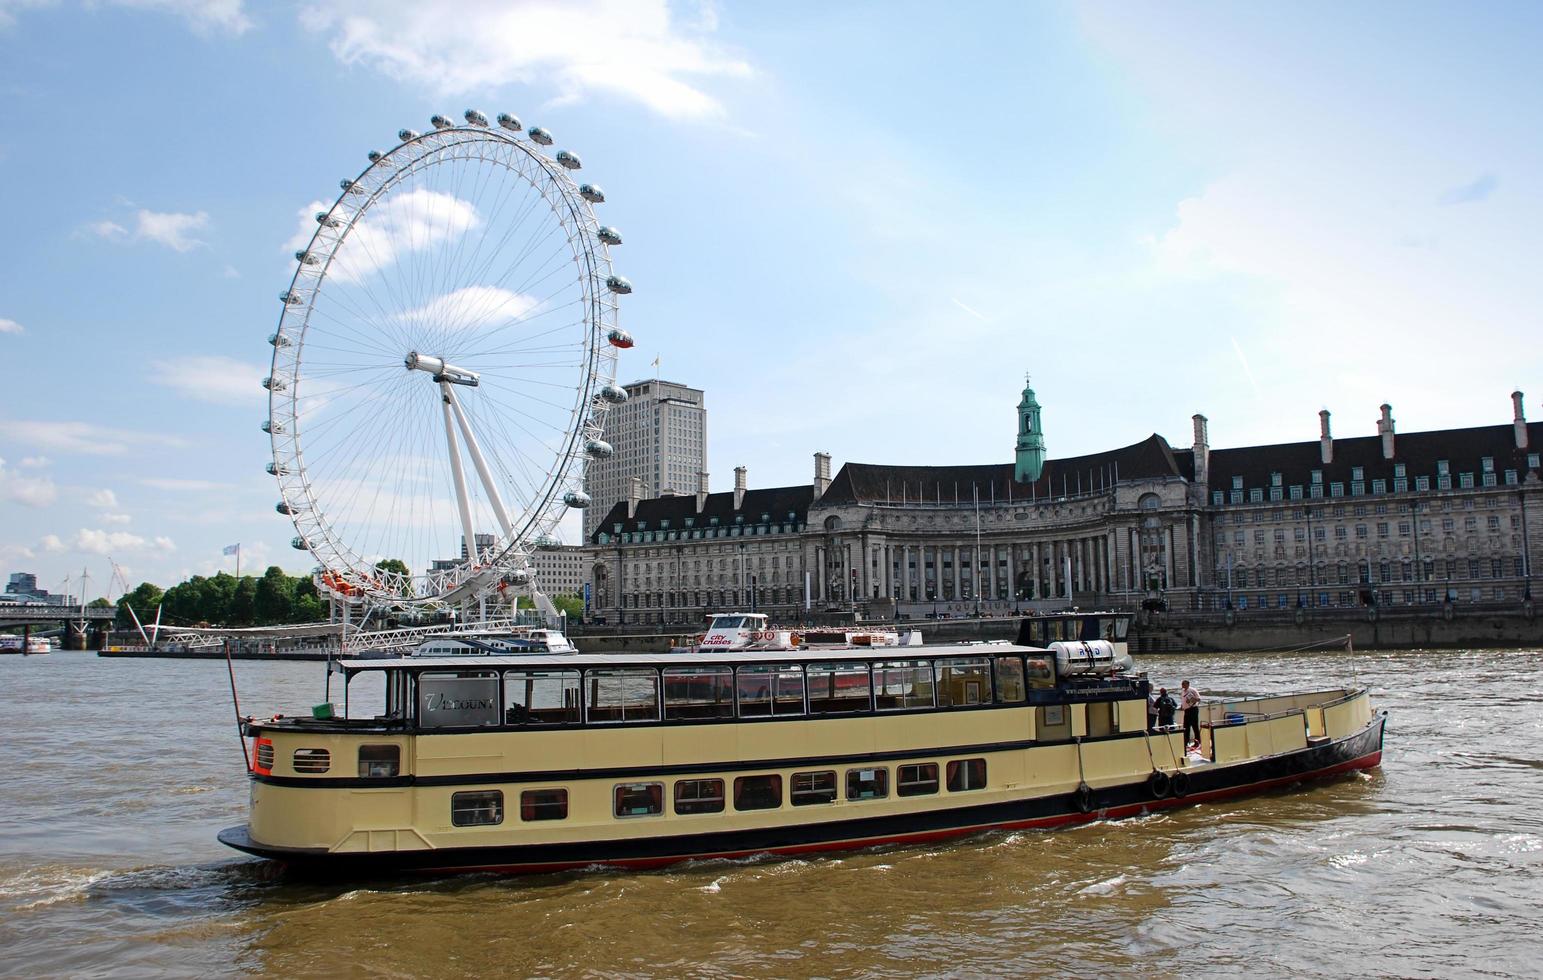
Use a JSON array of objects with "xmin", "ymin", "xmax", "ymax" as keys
[{"xmin": 405, "ymin": 351, "xmax": 479, "ymax": 386}]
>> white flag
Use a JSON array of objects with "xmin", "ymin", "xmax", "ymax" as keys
[{"xmin": 222, "ymin": 543, "xmax": 240, "ymax": 556}]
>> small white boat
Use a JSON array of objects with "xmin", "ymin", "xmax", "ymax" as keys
[{"xmin": 411, "ymin": 628, "xmax": 576, "ymax": 657}]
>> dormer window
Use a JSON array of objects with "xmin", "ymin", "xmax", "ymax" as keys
[
  {"xmin": 1351, "ymin": 466, "xmax": 1364, "ymax": 481},
  {"xmin": 1232, "ymin": 476, "xmax": 1243, "ymax": 490}
]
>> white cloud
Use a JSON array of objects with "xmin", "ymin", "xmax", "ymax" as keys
[
  {"xmin": 298, "ymin": 0, "xmax": 750, "ymax": 120},
  {"xmin": 398, "ymin": 286, "xmax": 538, "ymax": 333},
  {"xmin": 87, "ymin": 488, "xmax": 118, "ymax": 509},
  {"xmin": 39, "ymin": 534, "xmax": 65, "ymax": 553},
  {"xmin": 0, "ymin": 317, "xmax": 23, "ymax": 335},
  {"xmin": 132, "ymin": 209, "xmax": 210, "ymax": 251},
  {"xmin": 1, "ymin": 464, "xmax": 57, "ymax": 506},
  {"xmin": 90, "ymin": 219, "xmax": 128, "ymax": 241},
  {"xmin": 150, "ymin": 354, "xmax": 264, "ymax": 406},
  {"xmin": 0, "ymin": 0, "xmax": 53, "ymax": 31},
  {"xmin": 100, "ymin": 512, "xmax": 133, "ymax": 525},
  {"xmin": 67, "ymin": 528, "xmax": 178, "ymax": 556},
  {"xmin": 152, "ymin": 535, "xmax": 177, "ymax": 553},
  {"xmin": 107, "ymin": 0, "xmax": 252, "ymax": 36},
  {"xmin": 1, "ymin": 419, "xmax": 188, "ymax": 456},
  {"xmin": 287, "ymin": 189, "xmax": 479, "ymax": 284}
]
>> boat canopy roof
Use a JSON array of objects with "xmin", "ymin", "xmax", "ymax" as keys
[{"xmin": 340, "ymin": 641, "xmax": 1047, "ymax": 675}]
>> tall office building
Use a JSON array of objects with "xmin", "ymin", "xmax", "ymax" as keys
[{"xmin": 584, "ymin": 379, "xmax": 707, "ymax": 539}]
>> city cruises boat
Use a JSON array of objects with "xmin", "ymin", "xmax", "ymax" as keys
[
  {"xmin": 219, "ymin": 612, "xmax": 1386, "ymax": 875},
  {"xmin": 0, "ymin": 634, "xmax": 52, "ymax": 655},
  {"xmin": 670, "ymin": 612, "xmax": 917, "ymax": 654}
]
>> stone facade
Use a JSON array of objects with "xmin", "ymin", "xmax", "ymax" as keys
[{"xmin": 586, "ymin": 389, "xmax": 1543, "ymax": 624}]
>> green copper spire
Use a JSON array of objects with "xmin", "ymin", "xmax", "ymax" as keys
[{"xmin": 1015, "ymin": 373, "xmax": 1046, "ymax": 482}]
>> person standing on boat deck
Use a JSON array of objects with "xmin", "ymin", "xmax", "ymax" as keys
[
  {"xmin": 1147, "ymin": 689, "xmax": 1159, "ymax": 732},
  {"xmin": 1181, "ymin": 680, "xmax": 1202, "ymax": 748},
  {"xmin": 1155, "ymin": 688, "xmax": 1177, "ymax": 729}
]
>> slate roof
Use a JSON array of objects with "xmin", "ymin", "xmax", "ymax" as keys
[
  {"xmin": 816, "ymin": 434, "xmax": 1186, "ymax": 506},
  {"xmin": 1204, "ymin": 422, "xmax": 1543, "ymax": 492},
  {"xmin": 590, "ymin": 484, "xmax": 815, "ymax": 542}
]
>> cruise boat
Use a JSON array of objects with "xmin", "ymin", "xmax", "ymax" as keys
[
  {"xmin": 411, "ymin": 628, "xmax": 576, "ymax": 657},
  {"xmin": 671, "ymin": 612, "xmax": 916, "ymax": 654},
  {"xmin": 0, "ymin": 634, "xmax": 52, "ymax": 655},
  {"xmin": 219, "ymin": 612, "xmax": 1386, "ymax": 875}
]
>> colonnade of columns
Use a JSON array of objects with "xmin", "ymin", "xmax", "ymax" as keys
[{"xmin": 818, "ymin": 534, "xmax": 1134, "ymax": 603}]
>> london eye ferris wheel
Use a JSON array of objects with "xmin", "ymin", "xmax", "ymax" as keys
[{"xmin": 264, "ymin": 110, "xmax": 633, "ymax": 609}]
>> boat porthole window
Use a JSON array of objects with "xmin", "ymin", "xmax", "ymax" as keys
[
  {"xmin": 946, "ymin": 759, "xmax": 987, "ymax": 792},
  {"xmin": 451, "ymin": 790, "xmax": 504, "ymax": 827},
  {"xmin": 292, "ymin": 748, "xmax": 330, "ymax": 773},
  {"xmin": 614, "ymin": 782, "xmax": 664, "ymax": 818},
  {"xmin": 358, "ymin": 744, "xmax": 400, "ymax": 778},
  {"xmin": 897, "ymin": 763, "xmax": 939, "ymax": 797},
  {"xmin": 791, "ymin": 771, "xmax": 837, "ymax": 806},
  {"xmin": 846, "ymin": 767, "xmax": 888, "ymax": 801},
  {"xmin": 673, "ymin": 779, "xmax": 726, "ymax": 815},
  {"xmin": 733, "ymin": 774, "xmax": 783, "ymax": 811},
  {"xmin": 520, "ymin": 789, "xmax": 569, "ymax": 821}
]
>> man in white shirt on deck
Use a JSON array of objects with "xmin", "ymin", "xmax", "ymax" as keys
[{"xmin": 1181, "ymin": 679, "xmax": 1202, "ymax": 749}]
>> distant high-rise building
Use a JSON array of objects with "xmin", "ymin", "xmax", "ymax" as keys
[{"xmin": 584, "ymin": 378, "xmax": 707, "ymax": 538}]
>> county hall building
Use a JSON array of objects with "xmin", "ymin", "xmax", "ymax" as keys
[{"xmin": 587, "ymin": 380, "xmax": 1542, "ymax": 625}]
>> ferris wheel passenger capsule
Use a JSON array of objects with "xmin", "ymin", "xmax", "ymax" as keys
[
  {"xmin": 340, "ymin": 179, "xmax": 362, "ymax": 194},
  {"xmin": 464, "ymin": 109, "xmax": 489, "ymax": 127},
  {"xmin": 584, "ymin": 438, "xmax": 615, "ymax": 459},
  {"xmin": 507, "ymin": 569, "xmax": 532, "ymax": 586},
  {"xmin": 262, "ymin": 375, "xmax": 287, "ymax": 391},
  {"xmin": 597, "ymin": 226, "xmax": 622, "ymax": 245},
  {"xmin": 528, "ymin": 126, "xmax": 554, "ymax": 145},
  {"xmin": 266, "ymin": 462, "xmax": 289, "ymax": 476},
  {"xmin": 262, "ymin": 420, "xmax": 284, "ymax": 434},
  {"xmin": 398, "ymin": 128, "xmax": 420, "ymax": 142},
  {"xmin": 598, "ymin": 382, "xmax": 628, "ymax": 404},
  {"xmin": 315, "ymin": 211, "xmax": 340, "ymax": 228},
  {"xmin": 368, "ymin": 150, "xmax": 384, "ymax": 163},
  {"xmin": 556, "ymin": 150, "xmax": 581, "ymax": 170},
  {"xmin": 291, "ymin": 536, "xmax": 309, "ymax": 551},
  {"xmin": 430, "ymin": 114, "xmax": 454, "ymax": 130},
  {"xmin": 606, "ymin": 328, "xmax": 634, "ymax": 348},
  {"xmin": 534, "ymin": 534, "xmax": 560, "ymax": 550},
  {"xmin": 563, "ymin": 490, "xmax": 592, "ymax": 508},
  {"xmin": 579, "ymin": 183, "xmax": 605, "ymax": 203},
  {"xmin": 496, "ymin": 112, "xmax": 522, "ymax": 132},
  {"xmin": 280, "ymin": 291, "xmax": 303, "ymax": 305},
  {"xmin": 275, "ymin": 501, "xmax": 299, "ymax": 515},
  {"xmin": 606, "ymin": 275, "xmax": 633, "ymax": 295},
  {"xmin": 268, "ymin": 333, "xmax": 291, "ymax": 348},
  {"xmin": 295, "ymin": 250, "xmax": 319, "ymax": 266}
]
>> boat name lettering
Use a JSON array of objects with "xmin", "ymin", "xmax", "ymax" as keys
[{"xmin": 427, "ymin": 693, "xmax": 497, "ymax": 711}]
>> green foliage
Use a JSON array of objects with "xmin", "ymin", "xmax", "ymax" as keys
[
  {"xmin": 87, "ymin": 597, "xmax": 113, "ymax": 609},
  {"xmin": 144, "ymin": 567, "xmax": 328, "ymax": 626},
  {"xmin": 550, "ymin": 592, "xmax": 584, "ymax": 620},
  {"xmin": 374, "ymin": 558, "xmax": 411, "ymax": 578}
]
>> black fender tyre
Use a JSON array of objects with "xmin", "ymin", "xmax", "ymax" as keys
[
  {"xmin": 1073, "ymin": 783, "xmax": 1095, "ymax": 814},
  {"xmin": 1170, "ymin": 770, "xmax": 1191, "ymax": 798},
  {"xmin": 1146, "ymin": 770, "xmax": 1171, "ymax": 799}
]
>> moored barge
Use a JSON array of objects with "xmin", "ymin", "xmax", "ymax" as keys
[{"xmin": 219, "ymin": 613, "xmax": 1385, "ymax": 875}]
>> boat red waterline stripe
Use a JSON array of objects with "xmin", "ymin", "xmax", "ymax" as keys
[{"xmin": 422, "ymin": 745, "xmax": 1386, "ymax": 876}]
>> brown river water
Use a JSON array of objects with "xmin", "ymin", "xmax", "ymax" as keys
[{"xmin": 1, "ymin": 649, "xmax": 1540, "ymax": 978}]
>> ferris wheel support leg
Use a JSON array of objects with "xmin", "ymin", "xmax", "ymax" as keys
[
  {"xmin": 442, "ymin": 382, "xmax": 515, "ymax": 539},
  {"xmin": 440, "ymin": 383, "xmax": 480, "ymax": 564}
]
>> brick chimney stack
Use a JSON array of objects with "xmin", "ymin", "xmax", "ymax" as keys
[
  {"xmin": 627, "ymin": 476, "xmax": 641, "ymax": 519},
  {"xmin": 696, "ymin": 471, "xmax": 710, "ymax": 513},
  {"xmin": 813, "ymin": 452, "xmax": 832, "ymax": 499},
  {"xmin": 1377, "ymin": 403, "xmax": 1396, "ymax": 460},
  {"xmin": 1514, "ymin": 391, "xmax": 1529, "ymax": 450},
  {"xmin": 1191, "ymin": 414, "xmax": 1210, "ymax": 486},
  {"xmin": 733, "ymin": 466, "xmax": 747, "ymax": 510},
  {"xmin": 1319, "ymin": 410, "xmax": 1333, "ymax": 464}
]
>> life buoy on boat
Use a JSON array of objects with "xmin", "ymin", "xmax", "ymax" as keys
[
  {"xmin": 1073, "ymin": 782, "xmax": 1095, "ymax": 814},
  {"xmin": 1169, "ymin": 770, "xmax": 1191, "ymax": 797},
  {"xmin": 1146, "ymin": 770, "xmax": 1171, "ymax": 799}
]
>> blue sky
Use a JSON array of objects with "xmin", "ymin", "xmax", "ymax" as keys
[{"xmin": 2, "ymin": 0, "xmax": 1540, "ymax": 596}]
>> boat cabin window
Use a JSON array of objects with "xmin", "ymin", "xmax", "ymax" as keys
[
  {"xmin": 663, "ymin": 666, "xmax": 735, "ymax": 720},
  {"xmin": 935, "ymin": 658, "xmax": 992, "ymax": 707},
  {"xmin": 586, "ymin": 669, "xmax": 660, "ymax": 724},
  {"xmin": 946, "ymin": 758, "xmax": 987, "ymax": 792},
  {"xmin": 673, "ymin": 778, "xmax": 725, "ymax": 815},
  {"xmin": 873, "ymin": 660, "xmax": 934, "ymax": 710},
  {"xmin": 993, "ymin": 657, "xmax": 1027, "ymax": 703},
  {"xmin": 418, "ymin": 671, "xmax": 500, "ymax": 729},
  {"xmin": 897, "ymin": 763, "xmax": 939, "ymax": 796},
  {"xmin": 846, "ymin": 767, "xmax": 888, "ymax": 800},
  {"xmin": 520, "ymin": 789, "xmax": 568, "ymax": 821},
  {"xmin": 791, "ymin": 771, "xmax": 837, "ymax": 806},
  {"xmin": 733, "ymin": 774, "xmax": 783, "ymax": 811},
  {"xmin": 358, "ymin": 744, "xmax": 400, "ymax": 778},
  {"xmin": 504, "ymin": 669, "xmax": 581, "ymax": 726},
  {"xmin": 1024, "ymin": 656, "xmax": 1056, "ymax": 689},
  {"xmin": 807, "ymin": 662, "xmax": 871, "ymax": 714},
  {"xmin": 451, "ymin": 790, "xmax": 503, "ymax": 827},
  {"xmin": 614, "ymin": 782, "xmax": 663, "ymax": 817},
  {"xmin": 713, "ymin": 615, "xmax": 747, "ymax": 628},
  {"xmin": 292, "ymin": 748, "xmax": 330, "ymax": 773},
  {"xmin": 736, "ymin": 665, "xmax": 805, "ymax": 718}
]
